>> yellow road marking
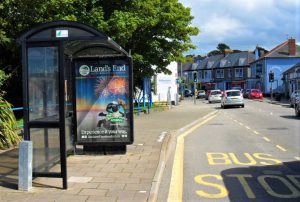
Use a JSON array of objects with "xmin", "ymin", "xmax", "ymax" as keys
[
  {"xmin": 239, "ymin": 122, "xmax": 244, "ymax": 126},
  {"xmin": 253, "ymin": 131, "xmax": 259, "ymax": 135},
  {"xmin": 263, "ymin": 137, "xmax": 271, "ymax": 142},
  {"xmin": 295, "ymin": 157, "xmax": 300, "ymax": 161},
  {"xmin": 167, "ymin": 114, "xmax": 218, "ymax": 202},
  {"xmin": 234, "ymin": 120, "xmax": 238, "ymax": 122},
  {"xmin": 276, "ymin": 145, "xmax": 287, "ymax": 152},
  {"xmin": 245, "ymin": 126, "xmax": 251, "ymax": 130}
]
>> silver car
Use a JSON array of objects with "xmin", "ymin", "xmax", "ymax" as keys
[
  {"xmin": 221, "ymin": 90, "xmax": 244, "ymax": 108},
  {"xmin": 290, "ymin": 90, "xmax": 300, "ymax": 107},
  {"xmin": 208, "ymin": 90, "xmax": 222, "ymax": 103}
]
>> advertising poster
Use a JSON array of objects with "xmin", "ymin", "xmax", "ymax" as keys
[{"xmin": 75, "ymin": 58, "xmax": 132, "ymax": 144}]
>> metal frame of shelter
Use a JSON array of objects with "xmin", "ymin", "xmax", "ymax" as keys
[{"xmin": 19, "ymin": 21, "xmax": 133, "ymax": 189}]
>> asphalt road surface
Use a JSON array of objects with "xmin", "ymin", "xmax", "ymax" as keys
[{"xmin": 159, "ymin": 98, "xmax": 300, "ymax": 202}]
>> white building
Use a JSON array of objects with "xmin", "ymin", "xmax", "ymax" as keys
[{"xmin": 152, "ymin": 61, "xmax": 178, "ymax": 103}]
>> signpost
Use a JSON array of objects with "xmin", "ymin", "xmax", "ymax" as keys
[
  {"xmin": 269, "ymin": 71, "xmax": 274, "ymax": 103},
  {"xmin": 193, "ymin": 72, "xmax": 197, "ymax": 104}
]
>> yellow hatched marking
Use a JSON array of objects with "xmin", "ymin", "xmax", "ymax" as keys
[
  {"xmin": 276, "ymin": 145, "xmax": 287, "ymax": 152},
  {"xmin": 167, "ymin": 114, "xmax": 217, "ymax": 202},
  {"xmin": 239, "ymin": 122, "xmax": 244, "ymax": 126},
  {"xmin": 245, "ymin": 126, "xmax": 251, "ymax": 130}
]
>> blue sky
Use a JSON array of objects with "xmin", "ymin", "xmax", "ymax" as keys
[{"xmin": 179, "ymin": 0, "xmax": 300, "ymax": 55}]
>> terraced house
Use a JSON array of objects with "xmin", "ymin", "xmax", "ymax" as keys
[
  {"xmin": 182, "ymin": 38, "xmax": 300, "ymax": 96},
  {"xmin": 183, "ymin": 51, "xmax": 255, "ymax": 91}
]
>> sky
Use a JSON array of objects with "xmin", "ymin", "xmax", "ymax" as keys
[{"xmin": 179, "ymin": 0, "xmax": 300, "ymax": 56}]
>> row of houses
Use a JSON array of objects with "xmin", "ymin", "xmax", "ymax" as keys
[{"xmin": 180, "ymin": 38, "xmax": 300, "ymax": 97}]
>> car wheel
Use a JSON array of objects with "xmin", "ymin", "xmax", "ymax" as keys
[
  {"xmin": 209, "ymin": 101, "xmax": 211, "ymax": 103},
  {"xmin": 296, "ymin": 105, "xmax": 300, "ymax": 117},
  {"xmin": 241, "ymin": 104, "xmax": 245, "ymax": 108}
]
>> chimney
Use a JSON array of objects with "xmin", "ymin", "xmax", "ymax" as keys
[{"xmin": 288, "ymin": 38, "xmax": 296, "ymax": 55}]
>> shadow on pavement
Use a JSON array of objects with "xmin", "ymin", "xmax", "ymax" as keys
[
  {"xmin": 0, "ymin": 148, "xmax": 19, "ymax": 189},
  {"xmin": 280, "ymin": 115, "xmax": 300, "ymax": 120},
  {"xmin": 219, "ymin": 161, "xmax": 300, "ymax": 202}
]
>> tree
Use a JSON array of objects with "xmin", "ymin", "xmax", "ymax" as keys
[
  {"xmin": 216, "ymin": 43, "xmax": 230, "ymax": 53},
  {"xmin": 207, "ymin": 43, "xmax": 231, "ymax": 56},
  {"xmin": 0, "ymin": 0, "xmax": 199, "ymax": 103}
]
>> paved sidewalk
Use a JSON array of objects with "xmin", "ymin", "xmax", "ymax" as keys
[
  {"xmin": 252, "ymin": 96, "xmax": 290, "ymax": 107},
  {"xmin": 0, "ymin": 99, "xmax": 214, "ymax": 202}
]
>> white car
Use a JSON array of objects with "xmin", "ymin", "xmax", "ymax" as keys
[
  {"xmin": 221, "ymin": 90, "xmax": 244, "ymax": 108},
  {"xmin": 208, "ymin": 90, "xmax": 222, "ymax": 103}
]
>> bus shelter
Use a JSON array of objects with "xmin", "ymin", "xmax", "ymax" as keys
[{"xmin": 19, "ymin": 21, "xmax": 134, "ymax": 189}]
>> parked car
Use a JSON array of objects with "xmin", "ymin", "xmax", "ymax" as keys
[
  {"xmin": 221, "ymin": 89, "xmax": 244, "ymax": 108},
  {"xmin": 243, "ymin": 89, "xmax": 250, "ymax": 98},
  {"xmin": 196, "ymin": 90, "xmax": 206, "ymax": 99},
  {"xmin": 289, "ymin": 90, "xmax": 300, "ymax": 107},
  {"xmin": 295, "ymin": 97, "xmax": 300, "ymax": 117},
  {"xmin": 208, "ymin": 90, "xmax": 222, "ymax": 103},
  {"xmin": 184, "ymin": 89, "xmax": 193, "ymax": 97},
  {"xmin": 249, "ymin": 89, "xmax": 263, "ymax": 99}
]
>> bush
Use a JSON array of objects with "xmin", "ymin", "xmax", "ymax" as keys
[
  {"xmin": 0, "ymin": 70, "xmax": 21, "ymax": 149},
  {"xmin": 0, "ymin": 97, "xmax": 21, "ymax": 149}
]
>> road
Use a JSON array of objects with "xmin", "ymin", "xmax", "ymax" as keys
[{"xmin": 158, "ymin": 98, "xmax": 300, "ymax": 202}]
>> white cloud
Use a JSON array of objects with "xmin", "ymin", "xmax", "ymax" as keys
[{"xmin": 179, "ymin": 0, "xmax": 300, "ymax": 55}]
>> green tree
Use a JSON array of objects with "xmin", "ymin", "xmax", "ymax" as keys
[
  {"xmin": 0, "ymin": 0, "xmax": 199, "ymax": 101},
  {"xmin": 207, "ymin": 43, "xmax": 231, "ymax": 56},
  {"xmin": 216, "ymin": 43, "xmax": 230, "ymax": 54}
]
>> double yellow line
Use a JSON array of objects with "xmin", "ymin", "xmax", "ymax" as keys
[{"xmin": 167, "ymin": 112, "xmax": 218, "ymax": 202}]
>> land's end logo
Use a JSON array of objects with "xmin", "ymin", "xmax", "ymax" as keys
[{"xmin": 79, "ymin": 65, "xmax": 90, "ymax": 76}]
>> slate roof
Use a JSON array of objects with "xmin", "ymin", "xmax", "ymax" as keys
[
  {"xmin": 262, "ymin": 40, "xmax": 300, "ymax": 58},
  {"xmin": 282, "ymin": 62, "xmax": 300, "ymax": 75}
]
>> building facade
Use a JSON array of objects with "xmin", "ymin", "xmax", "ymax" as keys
[{"xmin": 248, "ymin": 38, "xmax": 300, "ymax": 94}]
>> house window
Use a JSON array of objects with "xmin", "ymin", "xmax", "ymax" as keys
[
  {"xmin": 235, "ymin": 68, "xmax": 243, "ymax": 78},
  {"xmin": 216, "ymin": 69, "xmax": 224, "ymax": 78},
  {"xmin": 220, "ymin": 60, "xmax": 227, "ymax": 67}
]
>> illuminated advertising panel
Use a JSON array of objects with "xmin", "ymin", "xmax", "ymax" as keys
[{"xmin": 75, "ymin": 58, "xmax": 133, "ymax": 144}]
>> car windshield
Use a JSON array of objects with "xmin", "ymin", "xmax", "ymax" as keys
[
  {"xmin": 251, "ymin": 90, "xmax": 260, "ymax": 93},
  {"xmin": 199, "ymin": 90, "xmax": 205, "ymax": 93},
  {"xmin": 226, "ymin": 91, "xmax": 240, "ymax": 96},
  {"xmin": 211, "ymin": 91, "xmax": 221, "ymax": 95}
]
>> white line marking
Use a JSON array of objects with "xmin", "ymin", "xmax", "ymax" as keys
[
  {"xmin": 157, "ymin": 132, "xmax": 167, "ymax": 142},
  {"xmin": 263, "ymin": 137, "xmax": 271, "ymax": 142}
]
